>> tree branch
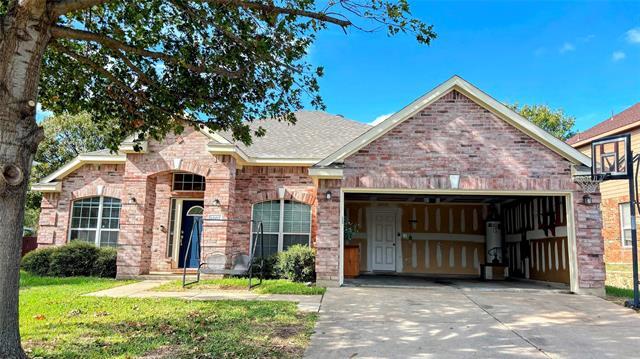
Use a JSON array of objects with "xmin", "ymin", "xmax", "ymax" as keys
[
  {"xmin": 51, "ymin": 42, "xmax": 141, "ymax": 99},
  {"xmin": 50, "ymin": 0, "xmax": 111, "ymax": 16},
  {"xmin": 197, "ymin": 0, "xmax": 352, "ymax": 28},
  {"xmin": 50, "ymin": 25, "xmax": 241, "ymax": 78}
]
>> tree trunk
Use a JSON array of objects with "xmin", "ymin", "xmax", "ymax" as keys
[{"xmin": 0, "ymin": 2, "xmax": 50, "ymax": 358}]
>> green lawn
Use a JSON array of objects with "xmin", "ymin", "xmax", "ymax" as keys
[
  {"xmin": 606, "ymin": 285, "xmax": 635, "ymax": 298},
  {"xmin": 155, "ymin": 278, "xmax": 326, "ymax": 295},
  {"xmin": 19, "ymin": 272, "xmax": 317, "ymax": 358},
  {"xmin": 606, "ymin": 263, "xmax": 635, "ymax": 292}
]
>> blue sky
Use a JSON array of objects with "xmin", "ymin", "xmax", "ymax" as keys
[
  {"xmin": 38, "ymin": 1, "xmax": 639, "ymax": 132},
  {"xmin": 309, "ymin": 1, "xmax": 640, "ymax": 131}
]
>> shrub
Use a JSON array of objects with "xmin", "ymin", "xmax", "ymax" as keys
[
  {"xmin": 276, "ymin": 245, "xmax": 316, "ymax": 283},
  {"xmin": 21, "ymin": 247, "xmax": 56, "ymax": 276},
  {"xmin": 92, "ymin": 247, "xmax": 118, "ymax": 278},
  {"xmin": 49, "ymin": 241, "xmax": 100, "ymax": 277},
  {"xmin": 251, "ymin": 254, "xmax": 279, "ymax": 279}
]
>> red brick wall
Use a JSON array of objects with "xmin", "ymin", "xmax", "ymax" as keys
[
  {"xmin": 118, "ymin": 126, "xmax": 236, "ymax": 276},
  {"xmin": 343, "ymin": 90, "xmax": 574, "ymax": 190},
  {"xmin": 315, "ymin": 89, "xmax": 604, "ymax": 291},
  {"xmin": 37, "ymin": 163, "xmax": 125, "ymax": 247},
  {"xmin": 232, "ymin": 166, "xmax": 317, "ymax": 256},
  {"xmin": 601, "ymin": 195, "xmax": 639, "ymax": 263},
  {"xmin": 37, "ymin": 125, "xmax": 318, "ymax": 277}
]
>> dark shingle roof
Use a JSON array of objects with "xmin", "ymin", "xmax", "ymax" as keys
[
  {"xmin": 567, "ymin": 103, "xmax": 640, "ymax": 145},
  {"xmin": 219, "ymin": 111, "xmax": 370, "ymax": 159}
]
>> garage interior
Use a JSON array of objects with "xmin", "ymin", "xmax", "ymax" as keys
[{"xmin": 343, "ymin": 193, "xmax": 571, "ymax": 286}]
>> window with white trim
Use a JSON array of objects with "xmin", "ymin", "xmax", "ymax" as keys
[
  {"xmin": 620, "ymin": 203, "xmax": 633, "ymax": 248},
  {"xmin": 172, "ymin": 173, "xmax": 205, "ymax": 191},
  {"xmin": 69, "ymin": 196, "xmax": 121, "ymax": 247},
  {"xmin": 251, "ymin": 200, "xmax": 311, "ymax": 257}
]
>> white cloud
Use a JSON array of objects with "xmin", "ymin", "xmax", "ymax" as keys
[
  {"xmin": 369, "ymin": 113, "xmax": 392, "ymax": 126},
  {"xmin": 612, "ymin": 51, "xmax": 626, "ymax": 62},
  {"xmin": 626, "ymin": 28, "xmax": 640, "ymax": 44},
  {"xmin": 559, "ymin": 42, "xmax": 575, "ymax": 54}
]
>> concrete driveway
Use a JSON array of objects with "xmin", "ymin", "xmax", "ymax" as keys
[{"xmin": 305, "ymin": 280, "xmax": 640, "ymax": 358}]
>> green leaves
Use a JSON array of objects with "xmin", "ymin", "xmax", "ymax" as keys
[
  {"xmin": 510, "ymin": 103, "xmax": 577, "ymax": 141},
  {"xmin": 33, "ymin": 112, "xmax": 107, "ymax": 180},
  {"xmin": 42, "ymin": 1, "xmax": 436, "ymax": 150}
]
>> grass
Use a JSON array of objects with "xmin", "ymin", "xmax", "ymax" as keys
[
  {"xmin": 19, "ymin": 272, "xmax": 317, "ymax": 358},
  {"xmin": 606, "ymin": 263, "xmax": 635, "ymax": 293},
  {"xmin": 154, "ymin": 278, "xmax": 326, "ymax": 295},
  {"xmin": 604, "ymin": 263, "xmax": 638, "ymax": 306},
  {"xmin": 606, "ymin": 285, "xmax": 635, "ymax": 298}
]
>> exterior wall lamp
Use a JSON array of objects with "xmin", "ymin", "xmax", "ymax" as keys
[
  {"xmin": 129, "ymin": 196, "xmax": 137, "ymax": 204},
  {"xmin": 325, "ymin": 190, "xmax": 332, "ymax": 200},
  {"xmin": 212, "ymin": 198, "xmax": 221, "ymax": 206},
  {"xmin": 582, "ymin": 194, "xmax": 593, "ymax": 205}
]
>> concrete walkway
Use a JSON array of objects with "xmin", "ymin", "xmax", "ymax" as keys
[
  {"xmin": 305, "ymin": 285, "xmax": 640, "ymax": 358},
  {"xmin": 85, "ymin": 280, "xmax": 322, "ymax": 312}
]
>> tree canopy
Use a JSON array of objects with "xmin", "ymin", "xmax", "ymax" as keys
[
  {"xmin": 0, "ymin": 2, "xmax": 435, "ymax": 356},
  {"xmin": 510, "ymin": 103, "xmax": 577, "ymax": 141},
  {"xmin": 25, "ymin": 112, "xmax": 106, "ymax": 212},
  {"xmin": 21, "ymin": 0, "xmax": 437, "ymax": 150}
]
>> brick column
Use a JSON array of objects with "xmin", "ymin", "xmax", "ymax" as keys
[
  {"xmin": 315, "ymin": 179, "xmax": 341, "ymax": 287},
  {"xmin": 201, "ymin": 156, "xmax": 236, "ymax": 263},
  {"xmin": 36, "ymin": 193, "xmax": 62, "ymax": 247},
  {"xmin": 117, "ymin": 175, "xmax": 156, "ymax": 277},
  {"xmin": 573, "ymin": 190, "xmax": 605, "ymax": 296}
]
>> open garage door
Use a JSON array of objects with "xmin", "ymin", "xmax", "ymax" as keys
[{"xmin": 343, "ymin": 192, "xmax": 572, "ymax": 287}]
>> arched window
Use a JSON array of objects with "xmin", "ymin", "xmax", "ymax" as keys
[
  {"xmin": 69, "ymin": 196, "xmax": 121, "ymax": 247},
  {"xmin": 251, "ymin": 200, "xmax": 311, "ymax": 256},
  {"xmin": 186, "ymin": 206, "xmax": 204, "ymax": 216}
]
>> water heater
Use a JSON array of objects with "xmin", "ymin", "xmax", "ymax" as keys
[{"xmin": 485, "ymin": 221, "xmax": 502, "ymax": 263}]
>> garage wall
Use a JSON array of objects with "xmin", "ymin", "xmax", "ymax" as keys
[
  {"xmin": 345, "ymin": 201, "xmax": 488, "ymax": 275},
  {"xmin": 503, "ymin": 197, "xmax": 570, "ymax": 284}
]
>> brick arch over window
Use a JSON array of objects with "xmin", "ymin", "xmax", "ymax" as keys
[
  {"xmin": 251, "ymin": 189, "xmax": 317, "ymax": 206},
  {"xmin": 72, "ymin": 185, "xmax": 122, "ymax": 200},
  {"xmin": 143, "ymin": 159, "xmax": 220, "ymax": 179}
]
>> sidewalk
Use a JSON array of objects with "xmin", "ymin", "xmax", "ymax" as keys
[{"xmin": 86, "ymin": 280, "xmax": 323, "ymax": 312}]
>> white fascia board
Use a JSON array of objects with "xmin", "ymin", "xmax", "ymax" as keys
[
  {"xmin": 207, "ymin": 143, "xmax": 320, "ymax": 166},
  {"xmin": 249, "ymin": 158, "xmax": 319, "ymax": 166},
  {"xmin": 316, "ymin": 76, "xmax": 591, "ymax": 168},
  {"xmin": 40, "ymin": 154, "xmax": 126, "ymax": 183},
  {"xmin": 308, "ymin": 167, "xmax": 344, "ymax": 179},
  {"xmin": 206, "ymin": 143, "xmax": 250, "ymax": 162},
  {"xmin": 31, "ymin": 182, "xmax": 62, "ymax": 192},
  {"xmin": 119, "ymin": 140, "xmax": 148, "ymax": 153}
]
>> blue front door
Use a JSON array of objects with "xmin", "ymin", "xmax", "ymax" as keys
[{"xmin": 179, "ymin": 200, "xmax": 204, "ymax": 268}]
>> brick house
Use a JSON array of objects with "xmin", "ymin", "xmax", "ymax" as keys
[
  {"xmin": 568, "ymin": 103, "xmax": 640, "ymax": 265},
  {"xmin": 33, "ymin": 76, "xmax": 604, "ymax": 296}
]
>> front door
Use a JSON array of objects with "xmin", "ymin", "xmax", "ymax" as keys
[
  {"xmin": 370, "ymin": 208, "xmax": 397, "ymax": 271},
  {"xmin": 178, "ymin": 200, "xmax": 204, "ymax": 268}
]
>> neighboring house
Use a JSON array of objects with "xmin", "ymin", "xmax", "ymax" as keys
[
  {"xmin": 567, "ymin": 103, "xmax": 640, "ymax": 265},
  {"xmin": 32, "ymin": 76, "xmax": 604, "ymax": 295}
]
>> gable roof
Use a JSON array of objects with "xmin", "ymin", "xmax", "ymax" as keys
[
  {"xmin": 314, "ymin": 75, "xmax": 591, "ymax": 168},
  {"xmin": 217, "ymin": 111, "xmax": 370, "ymax": 160},
  {"xmin": 33, "ymin": 111, "xmax": 369, "ymax": 191},
  {"xmin": 33, "ymin": 149, "xmax": 126, "ymax": 192},
  {"xmin": 567, "ymin": 103, "xmax": 640, "ymax": 147}
]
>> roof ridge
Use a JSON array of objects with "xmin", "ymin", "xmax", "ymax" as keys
[{"xmin": 567, "ymin": 102, "xmax": 640, "ymax": 145}]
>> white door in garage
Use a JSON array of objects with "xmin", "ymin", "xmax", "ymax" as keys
[{"xmin": 370, "ymin": 208, "xmax": 397, "ymax": 271}]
